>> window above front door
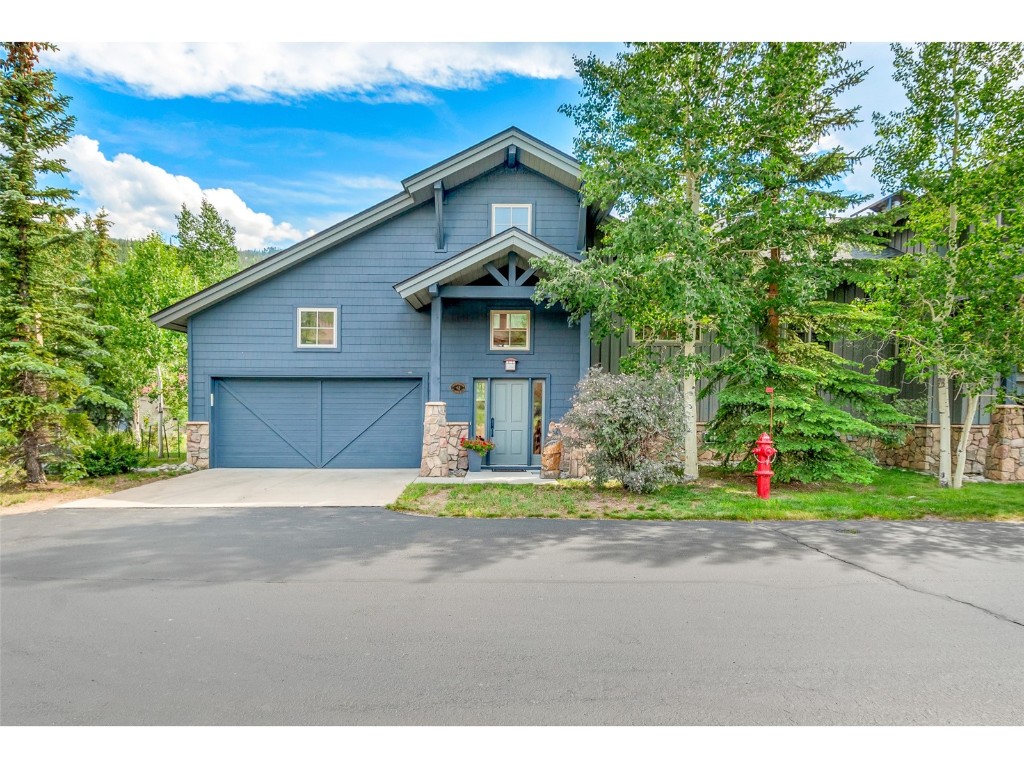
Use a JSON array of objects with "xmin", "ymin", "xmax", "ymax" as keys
[
  {"xmin": 491, "ymin": 204, "xmax": 532, "ymax": 235},
  {"xmin": 489, "ymin": 309, "xmax": 531, "ymax": 351}
]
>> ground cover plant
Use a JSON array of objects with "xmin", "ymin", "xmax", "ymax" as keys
[{"xmin": 391, "ymin": 467, "xmax": 1023, "ymax": 522}]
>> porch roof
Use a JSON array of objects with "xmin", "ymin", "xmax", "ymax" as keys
[{"xmin": 393, "ymin": 228, "xmax": 579, "ymax": 309}]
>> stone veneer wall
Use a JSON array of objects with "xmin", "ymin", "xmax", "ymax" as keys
[
  {"xmin": 847, "ymin": 425, "xmax": 989, "ymax": 477},
  {"xmin": 185, "ymin": 421, "xmax": 209, "ymax": 469},
  {"xmin": 541, "ymin": 415, "xmax": 1024, "ymax": 482},
  {"xmin": 984, "ymin": 405, "xmax": 1024, "ymax": 482},
  {"xmin": 419, "ymin": 402, "xmax": 469, "ymax": 478}
]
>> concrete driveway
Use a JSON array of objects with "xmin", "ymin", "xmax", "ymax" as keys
[
  {"xmin": 58, "ymin": 468, "xmax": 417, "ymax": 509},
  {"xmin": 3, "ymin": 507, "xmax": 1023, "ymax": 725}
]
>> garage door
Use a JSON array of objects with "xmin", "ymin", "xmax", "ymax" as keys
[{"xmin": 212, "ymin": 378, "xmax": 423, "ymax": 468}]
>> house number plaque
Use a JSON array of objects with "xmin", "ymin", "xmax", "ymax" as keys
[{"xmin": 450, "ymin": 382, "xmax": 467, "ymax": 394}]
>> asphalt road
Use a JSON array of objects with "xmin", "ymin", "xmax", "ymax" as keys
[{"xmin": 3, "ymin": 506, "xmax": 1023, "ymax": 725}]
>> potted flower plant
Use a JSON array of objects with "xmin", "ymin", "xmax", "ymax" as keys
[{"xmin": 460, "ymin": 436, "xmax": 495, "ymax": 472}]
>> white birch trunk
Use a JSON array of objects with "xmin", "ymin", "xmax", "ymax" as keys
[
  {"xmin": 682, "ymin": 328, "xmax": 699, "ymax": 480},
  {"xmin": 936, "ymin": 372, "xmax": 952, "ymax": 488},
  {"xmin": 682, "ymin": 171, "xmax": 701, "ymax": 481},
  {"xmin": 156, "ymin": 364, "xmax": 166, "ymax": 460},
  {"xmin": 952, "ymin": 392, "xmax": 980, "ymax": 490},
  {"xmin": 132, "ymin": 399, "xmax": 142, "ymax": 445}
]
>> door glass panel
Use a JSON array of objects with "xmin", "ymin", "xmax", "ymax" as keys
[
  {"xmin": 532, "ymin": 380, "xmax": 544, "ymax": 456},
  {"xmin": 474, "ymin": 380, "xmax": 487, "ymax": 438}
]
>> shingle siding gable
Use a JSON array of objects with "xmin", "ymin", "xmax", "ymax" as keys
[{"xmin": 188, "ymin": 163, "xmax": 584, "ymax": 423}]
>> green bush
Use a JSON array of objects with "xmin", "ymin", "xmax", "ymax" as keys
[
  {"xmin": 703, "ymin": 341, "xmax": 913, "ymax": 483},
  {"xmin": 78, "ymin": 432, "xmax": 143, "ymax": 477},
  {"xmin": 563, "ymin": 369, "xmax": 687, "ymax": 493}
]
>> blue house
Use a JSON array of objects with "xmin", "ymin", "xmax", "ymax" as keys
[{"xmin": 153, "ymin": 128, "xmax": 605, "ymax": 471}]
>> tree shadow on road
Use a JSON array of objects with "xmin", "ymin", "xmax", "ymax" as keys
[{"xmin": 2, "ymin": 507, "xmax": 1023, "ymax": 590}]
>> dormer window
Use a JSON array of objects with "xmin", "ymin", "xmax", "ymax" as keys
[{"xmin": 492, "ymin": 204, "xmax": 532, "ymax": 236}]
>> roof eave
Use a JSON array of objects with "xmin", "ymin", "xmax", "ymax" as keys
[{"xmin": 394, "ymin": 229, "xmax": 578, "ymax": 308}]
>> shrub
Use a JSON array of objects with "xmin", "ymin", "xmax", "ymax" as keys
[
  {"xmin": 78, "ymin": 432, "xmax": 143, "ymax": 477},
  {"xmin": 562, "ymin": 368, "xmax": 687, "ymax": 493},
  {"xmin": 703, "ymin": 341, "xmax": 913, "ymax": 483}
]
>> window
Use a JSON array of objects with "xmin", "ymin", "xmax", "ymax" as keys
[
  {"xmin": 491, "ymin": 204, "xmax": 532, "ymax": 235},
  {"xmin": 532, "ymin": 380, "xmax": 544, "ymax": 457},
  {"xmin": 490, "ymin": 310, "xmax": 531, "ymax": 351},
  {"xmin": 474, "ymin": 380, "xmax": 488, "ymax": 439},
  {"xmin": 296, "ymin": 308, "xmax": 337, "ymax": 348},
  {"xmin": 630, "ymin": 325, "xmax": 701, "ymax": 346}
]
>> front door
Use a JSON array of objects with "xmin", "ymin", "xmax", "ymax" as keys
[{"xmin": 490, "ymin": 379, "xmax": 531, "ymax": 466}]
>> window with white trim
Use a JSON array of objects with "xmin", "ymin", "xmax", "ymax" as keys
[
  {"xmin": 296, "ymin": 308, "xmax": 338, "ymax": 348},
  {"xmin": 629, "ymin": 325, "xmax": 702, "ymax": 346},
  {"xmin": 491, "ymin": 204, "xmax": 532, "ymax": 235},
  {"xmin": 490, "ymin": 309, "xmax": 531, "ymax": 351}
]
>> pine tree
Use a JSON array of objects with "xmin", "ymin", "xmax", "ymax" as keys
[
  {"xmin": 176, "ymin": 198, "xmax": 239, "ymax": 286},
  {"xmin": 700, "ymin": 43, "xmax": 912, "ymax": 483},
  {"xmin": 0, "ymin": 42, "xmax": 112, "ymax": 483}
]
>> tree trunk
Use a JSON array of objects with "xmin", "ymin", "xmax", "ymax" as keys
[
  {"xmin": 681, "ymin": 171, "xmax": 702, "ymax": 480},
  {"xmin": 22, "ymin": 426, "xmax": 46, "ymax": 484},
  {"xmin": 952, "ymin": 392, "xmax": 980, "ymax": 490},
  {"xmin": 156, "ymin": 365, "xmax": 166, "ymax": 460},
  {"xmin": 132, "ymin": 399, "xmax": 142, "ymax": 445},
  {"xmin": 935, "ymin": 372, "xmax": 952, "ymax": 488},
  {"xmin": 682, "ymin": 323, "xmax": 699, "ymax": 480},
  {"xmin": 765, "ymin": 247, "xmax": 781, "ymax": 353}
]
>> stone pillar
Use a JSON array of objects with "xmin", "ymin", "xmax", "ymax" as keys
[
  {"xmin": 540, "ymin": 421, "xmax": 590, "ymax": 479},
  {"xmin": 185, "ymin": 421, "xmax": 209, "ymax": 469},
  {"xmin": 984, "ymin": 405, "xmax": 1024, "ymax": 482},
  {"xmin": 419, "ymin": 402, "xmax": 449, "ymax": 478},
  {"xmin": 446, "ymin": 422, "xmax": 469, "ymax": 477}
]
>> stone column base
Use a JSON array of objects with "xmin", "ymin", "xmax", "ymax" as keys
[
  {"xmin": 984, "ymin": 405, "xmax": 1024, "ymax": 482},
  {"xmin": 419, "ymin": 403, "xmax": 469, "ymax": 478},
  {"xmin": 185, "ymin": 421, "xmax": 210, "ymax": 469}
]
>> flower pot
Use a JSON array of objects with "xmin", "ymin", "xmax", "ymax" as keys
[{"xmin": 468, "ymin": 450, "xmax": 483, "ymax": 472}]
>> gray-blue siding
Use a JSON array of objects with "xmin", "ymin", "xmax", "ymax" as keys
[
  {"xmin": 440, "ymin": 299, "xmax": 581, "ymax": 430},
  {"xmin": 188, "ymin": 164, "xmax": 583, "ymax": 424}
]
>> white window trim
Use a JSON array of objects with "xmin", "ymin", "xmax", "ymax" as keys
[
  {"xmin": 629, "ymin": 325, "xmax": 702, "ymax": 347},
  {"xmin": 491, "ymin": 203, "xmax": 533, "ymax": 236},
  {"xmin": 489, "ymin": 309, "xmax": 531, "ymax": 352},
  {"xmin": 296, "ymin": 307, "xmax": 338, "ymax": 349}
]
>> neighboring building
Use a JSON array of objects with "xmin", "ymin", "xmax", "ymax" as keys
[{"xmin": 153, "ymin": 128, "xmax": 606, "ymax": 470}]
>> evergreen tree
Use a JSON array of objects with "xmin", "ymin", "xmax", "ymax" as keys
[
  {"xmin": 703, "ymin": 42, "xmax": 912, "ymax": 483},
  {"xmin": 88, "ymin": 208, "xmax": 116, "ymax": 274},
  {"xmin": 176, "ymin": 198, "xmax": 239, "ymax": 286},
  {"xmin": 539, "ymin": 42, "xmax": 910, "ymax": 483},
  {"xmin": 0, "ymin": 42, "xmax": 113, "ymax": 482}
]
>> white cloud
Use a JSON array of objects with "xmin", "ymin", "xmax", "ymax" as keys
[
  {"xmin": 48, "ymin": 43, "xmax": 579, "ymax": 102},
  {"xmin": 811, "ymin": 133, "xmax": 841, "ymax": 153},
  {"xmin": 63, "ymin": 135, "xmax": 314, "ymax": 249},
  {"xmin": 844, "ymin": 156, "xmax": 879, "ymax": 196},
  {"xmin": 321, "ymin": 174, "xmax": 402, "ymax": 191}
]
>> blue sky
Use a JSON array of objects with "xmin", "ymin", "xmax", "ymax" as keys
[{"xmin": 44, "ymin": 42, "xmax": 907, "ymax": 250}]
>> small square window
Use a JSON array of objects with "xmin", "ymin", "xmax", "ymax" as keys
[
  {"xmin": 630, "ymin": 325, "xmax": 702, "ymax": 346},
  {"xmin": 297, "ymin": 308, "xmax": 338, "ymax": 348},
  {"xmin": 490, "ymin": 310, "xmax": 531, "ymax": 351},
  {"xmin": 492, "ymin": 204, "xmax": 532, "ymax": 235}
]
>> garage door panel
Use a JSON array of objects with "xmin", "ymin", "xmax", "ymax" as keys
[
  {"xmin": 322, "ymin": 379, "xmax": 422, "ymax": 468},
  {"xmin": 215, "ymin": 379, "xmax": 319, "ymax": 468},
  {"xmin": 212, "ymin": 377, "xmax": 422, "ymax": 468}
]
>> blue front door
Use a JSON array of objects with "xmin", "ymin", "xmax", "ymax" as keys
[{"xmin": 490, "ymin": 379, "xmax": 531, "ymax": 466}]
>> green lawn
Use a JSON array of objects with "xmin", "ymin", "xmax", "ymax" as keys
[{"xmin": 390, "ymin": 467, "xmax": 1024, "ymax": 521}]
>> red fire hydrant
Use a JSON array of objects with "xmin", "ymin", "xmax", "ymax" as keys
[{"xmin": 752, "ymin": 432, "xmax": 777, "ymax": 500}]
